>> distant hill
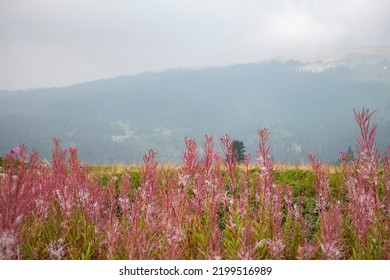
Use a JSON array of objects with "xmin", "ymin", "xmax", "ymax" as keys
[{"xmin": 1, "ymin": 47, "xmax": 390, "ymax": 164}]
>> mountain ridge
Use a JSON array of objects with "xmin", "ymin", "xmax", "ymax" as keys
[{"xmin": 1, "ymin": 48, "xmax": 390, "ymax": 164}]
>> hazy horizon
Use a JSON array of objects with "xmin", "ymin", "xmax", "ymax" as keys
[{"xmin": 1, "ymin": 0, "xmax": 390, "ymax": 90}]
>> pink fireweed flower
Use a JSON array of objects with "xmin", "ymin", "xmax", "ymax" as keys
[
  {"xmin": 183, "ymin": 137, "xmax": 199, "ymax": 175},
  {"xmin": 141, "ymin": 149, "xmax": 159, "ymax": 205},
  {"xmin": 308, "ymin": 152, "xmax": 331, "ymax": 213},
  {"xmin": 347, "ymin": 180, "xmax": 375, "ymax": 242},
  {"xmin": 338, "ymin": 151, "xmax": 351, "ymax": 163},
  {"xmin": 35, "ymin": 198, "xmax": 50, "ymax": 220},
  {"xmin": 163, "ymin": 221, "xmax": 184, "ymax": 246},
  {"xmin": 55, "ymin": 186, "xmax": 73, "ymax": 219},
  {"xmin": 283, "ymin": 186, "xmax": 294, "ymax": 217},
  {"xmin": 27, "ymin": 150, "xmax": 38, "ymax": 159},
  {"xmin": 341, "ymin": 109, "xmax": 380, "ymax": 242},
  {"xmin": 203, "ymin": 134, "xmax": 215, "ymax": 179},
  {"xmin": 0, "ymin": 229, "xmax": 17, "ymax": 260},
  {"xmin": 77, "ymin": 187, "xmax": 103, "ymax": 220},
  {"xmin": 68, "ymin": 146, "xmax": 75, "ymax": 151},
  {"xmin": 267, "ymin": 237, "xmax": 285, "ymax": 260},
  {"xmin": 298, "ymin": 242, "xmax": 317, "ymax": 260},
  {"xmin": 178, "ymin": 174, "xmax": 190, "ymax": 187},
  {"xmin": 257, "ymin": 128, "xmax": 273, "ymax": 189},
  {"xmin": 47, "ymin": 238, "xmax": 66, "ymax": 260},
  {"xmin": 106, "ymin": 221, "xmax": 121, "ymax": 258},
  {"xmin": 353, "ymin": 108, "xmax": 380, "ymax": 206},
  {"xmin": 319, "ymin": 205, "xmax": 344, "ymax": 260},
  {"xmin": 117, "ymin": 173, "xmax": 132, "ymax": 217},
  {"xmin": 10, "ymin": 146, "xmax": 20, "ymax": 155}
]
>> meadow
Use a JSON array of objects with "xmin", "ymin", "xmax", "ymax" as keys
[{"xmin": 0, "ymin": 109, "xmax": 389, "ymax": 260}]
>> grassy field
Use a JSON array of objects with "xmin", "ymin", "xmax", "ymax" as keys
[{"xmin": 0, "ymin": 109, "xmax": 389, "ymax": 259}]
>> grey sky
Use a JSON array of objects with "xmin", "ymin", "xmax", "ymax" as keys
[{"xmin": 1, "ymin": 0, "xmax": 389, "ymax": 90}]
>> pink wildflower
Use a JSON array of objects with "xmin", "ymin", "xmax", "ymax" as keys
[
  {"xmin": 267, "ymin": 237, "xmax": 284, "ymax": 259},
  {"xmin": 308, "ymin": 152, "xmax": 331, "ymax": 213},
  {"xmin": 183, "ymin": 137, "xmax": 199, "ymax": 175},
  {"xmin": 47, "ymin": 238, "xmax": 66, "ymax": 260},
  {"xmin": 10, "ymin": 146, "xmax": 20, "ymax": 155},
  {"xmin": 319, "ymin": 205, "xmax": 344, "ymax": 260},
  {"xmin": 0, "ymin": 229, "xmax": 17, "ymax": 260},
  {"xmin": 298, "ymin": 242, "xmax": 317, "ymax": 260}
]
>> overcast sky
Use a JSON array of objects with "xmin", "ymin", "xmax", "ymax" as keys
[{"xmin": 1, "ymin": 0, "xmax": 389, "ymax": 90}]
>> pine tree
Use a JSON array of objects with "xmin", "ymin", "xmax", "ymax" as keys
[{"xmin": 232, "ymin": 140, "xmax": 246, "ymax": 163}]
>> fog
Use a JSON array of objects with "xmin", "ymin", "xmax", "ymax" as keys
[{"xmin": 1, "ymin": 0, "xmax": 390, "ymax": 90}]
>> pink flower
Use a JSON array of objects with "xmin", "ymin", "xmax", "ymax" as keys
[
  {"xmin": 28, "ymin": 151, "xmax": 37, "ymax": 159},
  {"xmin": 10, "ymin": 146, "xmax": 20, "ymax": 155},
  {"xmin": 47, "ymin": 238, "xmax": 66, "ymax": 260},
  {"xmin": 0, "ymin": 229, "xmax": 17, "ymax": 260}
]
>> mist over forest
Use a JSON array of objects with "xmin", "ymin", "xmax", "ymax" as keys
[{"xmin": 1, "ymin": 48, "xmax": 390, "ymax": 164}]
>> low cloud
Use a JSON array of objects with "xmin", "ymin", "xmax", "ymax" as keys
[{"xmin": 1, "ymin": 0, "xmax": 389, "ymax": 89}]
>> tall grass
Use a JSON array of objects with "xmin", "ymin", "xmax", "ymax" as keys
[{"xmin": 0, "ymin": 109, "xmax": 389, "ymax": 259}]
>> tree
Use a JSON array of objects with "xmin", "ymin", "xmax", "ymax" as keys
[{"xmin": 232, "ymin": 140, "xmax": 246, "ymax": 163}]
